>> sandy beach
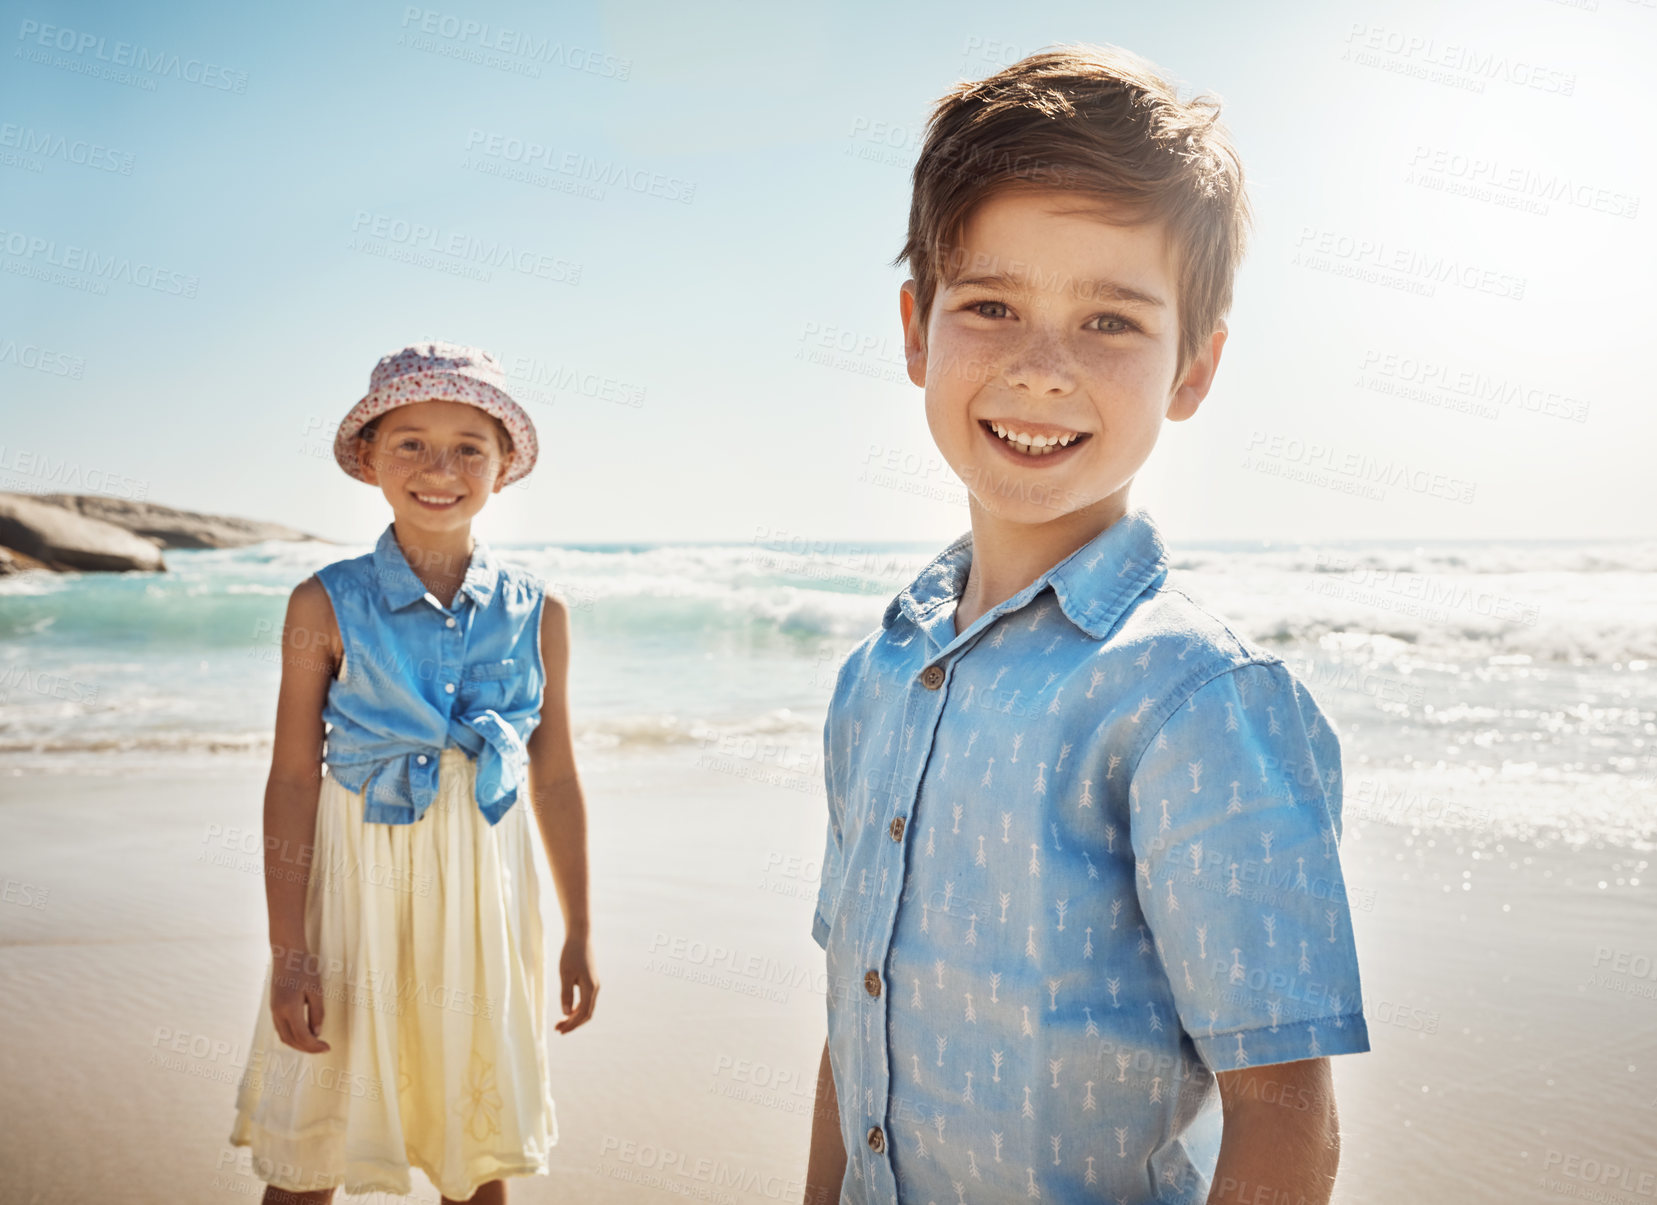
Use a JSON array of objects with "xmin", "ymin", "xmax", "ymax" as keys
[
  {"xmin": 1, "ymin": 745, "xmax": 835, "ymax": 1204},
  {"xmin": 3, "ymin": 742, "xmax": 1653, "ymax": 1204}
]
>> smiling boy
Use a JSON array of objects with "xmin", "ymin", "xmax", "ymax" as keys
[{"xmin": 804, "ymin": 46, "xmax": 1369, "ymax": 1205}]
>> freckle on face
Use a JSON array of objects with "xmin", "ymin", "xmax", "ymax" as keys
[{"xmin": 919, "ymin": 189, "xmax": 1181, "ymax": 520}]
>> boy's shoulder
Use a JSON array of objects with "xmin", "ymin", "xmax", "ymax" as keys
[
  {"xmin": 1113, "ymin": 576, "xmax": 1289, "ymax": 688},
  {"xmin": 828, "ymin": 533, "xmax": 1331, "ymax": 769},
  {"xmin": 1108, "ymin": 579, "xmax": 1330, "ymax": 748},
  {"xmin": 836, "ymin": 544, "xmax": 1290, "ymax": 695}
]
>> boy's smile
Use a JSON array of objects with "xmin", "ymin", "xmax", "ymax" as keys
[
  {"xmin": 980, "ymin": 416, "xmax": 1092, "ymax": 461},
  {"xmin": 901, "ymin": 188, "xmax": 1225, "ymax": 531}
]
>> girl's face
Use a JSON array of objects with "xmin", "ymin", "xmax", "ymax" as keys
[{"xmin": 357, "ymin": 399, "xmax": 513, "ymax": 533}]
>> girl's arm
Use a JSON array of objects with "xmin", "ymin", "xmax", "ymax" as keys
[
  {"xmin": 524, "ymin": 594, "xmax": 598, "ymax": 1033},
  {"xmin": 262, "ymin": 574, "xmax": 341, "ymax": 1053}
]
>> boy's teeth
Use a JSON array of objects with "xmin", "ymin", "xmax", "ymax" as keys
[{"xmin": 989, "ymin": 421, "xmax": 1084, "ymax": 454}]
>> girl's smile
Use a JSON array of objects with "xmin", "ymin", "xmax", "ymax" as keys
[
  {"xmin": 411, "ymin": 491, "xmax": 464, "ymax": 510},
  {"xmin": 357, "ymin": 399, "xmax": 515, "ymax": 535}
]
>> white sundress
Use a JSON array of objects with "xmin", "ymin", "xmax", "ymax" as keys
[{"xmin": 229, "ymin": 746, "xmax": 558, "ymax": 1199}]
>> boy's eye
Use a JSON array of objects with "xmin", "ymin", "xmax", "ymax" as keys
[
  {"xmin": 1087, "ymin": 313, "xmax": 1138, "ymax": 335},
  {"xmin": 969, "ymin": 300, "xmax": 1011, "ymax": 319}
]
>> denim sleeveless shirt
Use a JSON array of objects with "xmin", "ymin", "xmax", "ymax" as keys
[{"xmin": 313, "ymin": 522, "xmax": 545, "ymax": 826}]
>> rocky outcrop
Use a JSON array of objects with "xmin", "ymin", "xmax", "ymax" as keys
[
  {"xmin": 0, "ymin": 544, "xmax": 53, "ymax": 574},
  {"xmin": 0, "ymin": 493, "xmax": 167, "ymax": 572},
  {"xmin": 0, "ymin": 493, "xmax": 328, "ymax": 574},
  {"xmin": 28, "ymin": 493, "xmax": 321, "ymax": 550}
]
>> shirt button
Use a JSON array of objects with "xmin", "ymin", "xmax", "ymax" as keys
[
  {"xmin": 889, "ymin": 816, "xmax": 905, "ymax": 842},
  {"xmin": 867, "ymin": 1126, "xmax": 885, "ymax": 1154},
  {"xmin": 417, "ymin": 755, "xmax": 428, "ymax": 765},
  {"xmin": 445, "ymin": 683, "xmax": 456, "ymax": 693},
  {"xmin": 864, "ymin": 970, "xmax": 881, "ymax": 998},
  {"xmin": 446, "ymin": 617, "xmax": 456, "ymax": 629},
  {"xmin": 921, "ymin": 664, "xmax": 945, "ymax": 690}
]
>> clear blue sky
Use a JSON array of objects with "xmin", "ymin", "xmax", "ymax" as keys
[{"xmin": 1, "ymin": 0, "xmax": 1650, "ymax": 544}]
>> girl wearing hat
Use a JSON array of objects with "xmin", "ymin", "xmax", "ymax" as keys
[{"xmin": 228, "ymin": 342, "xmax": 596, "ymax": 1203}]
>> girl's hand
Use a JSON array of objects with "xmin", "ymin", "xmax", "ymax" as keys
[
  {"xmin": 270, "ymin": 955, "xmax": 331, "ymax": 1053},
  {"xmin": 555, "ymin": 934, "xmax": 598, "ymax": 1033}
]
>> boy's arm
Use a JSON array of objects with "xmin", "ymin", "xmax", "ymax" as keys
[
  {"xmin": 803, "ymin": 1037, "xmax": 846, "ymax": 1204},
  {"xmin": 804, "ymin": 654, "xmax": 854, "ymax": 1202},
  {"xmin": 1125, "ymin": 659, "xmax": 1368, "ymax": 1193},
  {"xmin": 1208, "ymin": 1060, "xmax": 1341, "ymax": 1205},
  {"xmin": 524, "ymin": 594, "xmax": 597, "ymax": 1031}
]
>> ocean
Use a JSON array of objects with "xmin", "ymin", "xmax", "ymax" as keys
[{"xmin": 2, "ymin": 531, "xmax": 1653, "ymax": 854}]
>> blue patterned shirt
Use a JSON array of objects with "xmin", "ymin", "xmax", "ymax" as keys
[
  {"xmin": 812, "ymin": 506, "xmax": 1370, "ymax": 1204},
  {"xmin": 313, "ymin": 522, "xmax": 545, "ymax": 825}
]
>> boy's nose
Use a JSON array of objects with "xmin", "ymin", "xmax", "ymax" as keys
[{"xmin": 1002, "ymin": 332, "xmax": 1077, "ymax": 396}]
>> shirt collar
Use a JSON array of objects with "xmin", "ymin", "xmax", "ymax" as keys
[
  {"xmin": 880, "ymin": 506, "xmax": 1168, "ymax": 641},
  {"xmin": 372, "ymin": 522, "xmax": 500, "ymax": 612}
]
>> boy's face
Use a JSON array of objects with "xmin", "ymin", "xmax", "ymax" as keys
[
  {"xmin": 900, "ymin": 188, "xmax": 1224, "ymax": 528},
  {"xmin": 358, "ymin": 399, "xmax": 512, "ymax": 535}
]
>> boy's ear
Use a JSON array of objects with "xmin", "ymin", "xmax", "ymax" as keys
[
  {"xmin": 1166, "ymin": 319, "xmax": 1227, "ymax": 423},
  {"xmin": 899, "ymin": 279, "xmax": 927, "ymax": 388}
]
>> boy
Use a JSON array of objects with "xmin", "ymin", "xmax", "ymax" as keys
[{"xmin": 804, "ymin": 45, "xmax": 1369, "ymax": 1205}]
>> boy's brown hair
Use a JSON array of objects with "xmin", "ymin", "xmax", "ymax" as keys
[{"xmin": 896, "ymin": 43, "xmax": 1252, "ymax": 391}]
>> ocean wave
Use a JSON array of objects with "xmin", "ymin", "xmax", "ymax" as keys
[
  {"xmin": 0, "ymin": 730, "xmax": 272, "ymax": 758},
  {"xmin": 0, "ymin": 571, "xmax": 74, "ymax": 596},
  {"xmin": 1172, "ymin": 540, "xmax": 1657, "ymax": 576},
  {"xmin": 0, "ymin": 707, "xmax": 827, "ymax": 762}
]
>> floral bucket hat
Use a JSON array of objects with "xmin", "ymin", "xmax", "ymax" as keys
[{"xmin": 333, "ymin": 341, "xmax": 538, "ymax": 487}]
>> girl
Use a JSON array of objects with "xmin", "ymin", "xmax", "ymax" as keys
[{"xmin": 229, "ymin": 342, "xmax": 598, "ymax": 1204}]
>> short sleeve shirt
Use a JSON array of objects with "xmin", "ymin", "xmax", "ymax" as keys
[{"xmin": 812, "ymin": 506, "xmax": 1369, "ymax": 1205}]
